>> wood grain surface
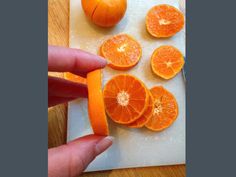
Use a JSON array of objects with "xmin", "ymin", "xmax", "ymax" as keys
[{"xmin": 48, "ymin": 0, "xmax": 186, "ymax": 176}]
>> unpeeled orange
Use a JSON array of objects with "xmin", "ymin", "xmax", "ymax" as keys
[{"xmin": 81, "ymin": 0, "xmax": 127, "ymax": 27}]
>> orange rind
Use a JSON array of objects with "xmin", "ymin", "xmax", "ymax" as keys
[{"xmin": 87, "ymin": 69, "xmax": 109, "ymax": 135}]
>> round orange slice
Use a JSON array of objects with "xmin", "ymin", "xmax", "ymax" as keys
[
  {"xmin": 103, "ymin": 74, "xmax": 149, "ymax": 124},
  {"xmin": 64, "ymin": 72, "xmax": 87, "ymax": 84},
  {"xmin": 127, "ymin": 91, "xmax": 154, "ymax": 128},
  {"xmin": 146, "ymin": 4, "xmax": 184, "ymax": 38},
  {"xmin": 100, "ymin": 34, "xmax": 142, "ymax": 70},
  {"xmin": 87, "ymin": 69, "xmax": 109, "ymax": 135},
  {"xmin": 145, "ymin": 86, "xmax": 178, "ymax": 131},
  {"xmin": 151, "ymin": 45, "xmax": 185, "ymax": 79}
]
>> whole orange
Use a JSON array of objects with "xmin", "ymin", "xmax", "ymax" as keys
[{"xmin": 81, "ymin": 0, "xmax": 127, "ymax": 27}]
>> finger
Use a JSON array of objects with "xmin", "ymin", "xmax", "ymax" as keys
[
  {"xmin": 48, "ymin": 96, "xmax": 77, "ymax": 107},
  {"xmin": 48, "ymin": 135, "xmax": 113, "ymax": 177},
  {"xmin": 48, "ymin": 45, "xmax": 107, "ymax": 76},
  {"xmin": 48, "ymin": 76, "xmax": 88, "ymax": 98}
]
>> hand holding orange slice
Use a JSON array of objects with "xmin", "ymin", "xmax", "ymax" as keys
[
  {"xmin": 145, "ymin": 86, "xmax": 178, "ymax": 131},
  {"xmin": 100, "ymin": 34, "xmax": 142, "ymax": 70},
  {"xmin": 146, "ymin": 4, "xmax": 184, "ymax": 38},
  {"xmin": 103, "ymin": 74, "xmax": 149, "ymax": 124},
  {"xmin": 87, "ymin": 69, "xmax": 109, "ymax": 135},
  {"xmin": 151, "ymin": 45, "xmax": 185, "ymax": 79}
]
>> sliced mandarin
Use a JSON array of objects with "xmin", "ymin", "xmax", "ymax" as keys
[
  {"xmin": 100, "ymin": 34, "xmax": 142, "ymax": 70},
  {"xmin": 89, "ymin": 0, "xmax": 127, "ymax": 27},
  {"xmin": 87, "ymin": 69, "xmax": 109, "ymax": 135},
  {"xmin": 81, "ymin": 0, "xmax": 101, "ymax": 19},
  {"xmin": 103, "ymin": 74, "xmax": 149, "ymax": 124},
  {"xmin": 127, "ymin": 91, "xmax": 154, "ymax": 128},
  {"xmin": 64, "ymin": 72, "xmax": 87, "ymax": 84},
  {"xmin": 146, "ymin": 4, "xmax": 184, "ymax": 38},
  {"xmin": 145, "ymin": 86, "xmax": 178, "ymax": 131},
  {"xmin": 151, "ymin": 45, "xmax": 185, "ymax": 79}
]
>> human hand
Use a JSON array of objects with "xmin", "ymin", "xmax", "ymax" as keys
[
  {"xmin": 48, "ymin": 45, "xmax": 113, "ymax": 177},
  {"xmin": 48, "ymin": 45, "xmax": 107, "ymax": 107}
]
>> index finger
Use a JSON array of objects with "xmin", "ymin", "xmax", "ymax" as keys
[{"xmin": 48, "ymin": 45, "xmax": 107, "ymax": 75}]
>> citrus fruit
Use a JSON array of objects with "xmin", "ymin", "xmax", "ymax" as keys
[
  {"xmin": 103, "ymin": 74, "xmax": 149, "ymax": 124},
  {"xmin": 64, "ymin": 72, "xmax": 87, "ymax": 84},
  {"xmin": 151, "ymin": 45, "xmax": 185, "ymax": 79},
  {"xmin": 145, "ymin": 86, "xmax": 178, "ymax": 131},
  {"xmin": 100, "ymin": 34, "xmax": 142, "ymax": 70},
  {"xmin": 81, "ymin": 0, "xmax": 127, "ymax": 27},
  {"xmin": 87, "ymin": 69, "xmax": 109, "ymax": 135},
  {"xmin": 127, "ymin": 91, "xmax": 154, "ymax": 128},
  {"xmin": 146, "ymin": 4, "xmax": 184, "ymax": 38}
]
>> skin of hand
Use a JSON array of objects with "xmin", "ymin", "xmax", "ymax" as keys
[{"xmin": 48, "ymin": 45, "xmax": 113, "ymax": 177}]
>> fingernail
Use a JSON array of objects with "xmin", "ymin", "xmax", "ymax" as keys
[
  {"xmin": 95, "ymin": 136, "xmax": 114, "ymax": 155},
  {"xmin": 99, "ymin": 57, "xmax": 108, "ymax": 65}
]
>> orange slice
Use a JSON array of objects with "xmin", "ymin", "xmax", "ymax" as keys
[
  {"xmin": 146, "ymin": 4, "xmax": 184, "ymax": 38},
  {"xmin": 64, "ymin": 72, "xmax": 87, "ymax": 84},
  {"xmin": 100, "ymin": 34, "xmax": 142, "ymax": 70},
  {"xmin": 103, "ymin": 74, "xmax": 149, "ymax": 124},
  {"xmin": 87, "ymin": 69, "xmax": 109, "ymax": 135},
  {"xmin": 127, "ymin": 91, "xmax": 154, "ymax": 128},
  {"xmin": 151, "ymin": 45, "xmax": 185, "ymax": 79},
  {"xmin": 145, "ymin": 86, "xmax": 178, "ymax": 131}
]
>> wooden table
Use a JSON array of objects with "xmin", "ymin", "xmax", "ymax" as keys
[{"xmin": 48, "ymin": 0, "xmax": 186, "ymax": 176}]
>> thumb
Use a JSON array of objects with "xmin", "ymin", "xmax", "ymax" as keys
[{"xmin": 48, "ymin": 134, "xmax": 113, "ymax": 177}]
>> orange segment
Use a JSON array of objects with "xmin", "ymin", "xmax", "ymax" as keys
[
  {"xmin": 127, "ymin": 91, "xmax": 154, "ymax": 128},
  {"xmin": 87, "ymin": 69, "xmax": 109, "ymax": 135},
  {"xmin": 151, "ymin": 45, "xmax": 185, "ymax": 79},
  {"xmin": 64, "ymin": 72, "xmax": 87, "ymax": 84},
  {"xmin": 100, "ymin": 34, "xmax": 142, "ymax": 70},
  {"xmin": 103, "ymin": 74, "xmax": 149, "ymax": 124},
  {"xmin": 145, "ymin": 86, "xmax": 178, "ymax": 131},
  {"xmin": 146, "ymin": 4, "xmax": 184, "ymax": 38}
]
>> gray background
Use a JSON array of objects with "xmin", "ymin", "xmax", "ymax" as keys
[
  {"xmin": 0, "ymin": 0, "xmax": 236, "ymax": 176},
  {"xmin": 0, "ymin": 0, "xmax": 48, "ymax": 176},
  {"xmin": 187, "ymin": 0, "xmax": 236, "ymax": 176}
]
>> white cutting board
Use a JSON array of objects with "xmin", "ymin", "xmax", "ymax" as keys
[{"xmin": 68, "ymin": 0, "xmax": 186, "ymax": 172}]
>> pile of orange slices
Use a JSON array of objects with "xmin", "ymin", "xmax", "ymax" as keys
[
  {"xmin": 64, "ymin": 4, "xmax": 185, "ymax": 135},
  {"xmin": 103, "ymin": 74, "xmax": 178, "ymax": 131}
]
